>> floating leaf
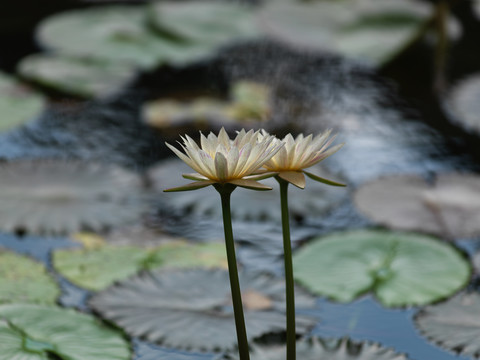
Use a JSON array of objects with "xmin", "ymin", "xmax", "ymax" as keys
[
  {"xmin": 0, "ymin": 159, "xmax": 145, "ymax": 235},
  {"xmin": 53, "ymin": 241, "xmax": 227, "ymax": 291},
  {"xmin": 449, "ymin": 73, "xmax": 480, "ymax": 134},
  {"xmin": 36, "ymin": 5, "xmax": 168, "ymax": 69},
  {"xmin": 90, "ymin": 268, "xmax": 316, "ymax": 351},
  {"xmin": 0, "ymin": 249, "xmax": 60, "ymax": 305},
  {"xmin": 17, "ymin": 54, "xmax": 137, "ymax": 98},
  {"xmin": 293, "ymin": 230, "xmax": 470, "ymax": 307},
  {"xmin": 149, "ymin": 158, "xmax": 346, "ymax": 221},
  {"xmin": 148, "ymin": 1, "xmax": 258, "ymax": 48},
  {"xmin": 54, "ymin": 246, "xmax": 148, "ymax": 291},
  {"xmin": 259, "ymin": 0, "xmax": 431, "ymax": 66},
  {"xmin": 222, "ymin": 337, "xmax": 408, "ymax": 360},
  {"xmin": 0, "ymin": 72, "xmax": 45, "ymax": 133},
  {"xmin": 353, "ymin": 173, "xmax": 480, "ymax": 238},
  {"xmin": 415, "ymin": 293, "xmax": 480, "ymax": 358},
  {"xmin": 143, "ymin": 80, "xmax": 272, "ymax": 136},
  {"xmin": 0, "ymin": 304, "xmax": 131, "ymax": 360}
]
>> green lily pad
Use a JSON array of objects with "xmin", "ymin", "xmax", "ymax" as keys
[
  {"xmin": 0, "ymin": 249, "xmax": 60, "ymax": 305},
  {"xmin": 0, "ymin": 304, "xmax": 131, "ymax": 360},
  {"xmin": 36, "ymin": 5, "xmax": 172, "ymax": 69},
  {"xmin": 0, "ymin": 159, "xmax": 145, "ymax": 235},
  {"xmin": 53, "ymin": 241, "xmax": 227, "ymax": 291},
  {"xmin": 293, "ymin": 230, "xmax": 470, "ymax": 307},
  {"xmin": 148, "ymin": 1, "xmax": 258, "ymax": 47},
  {"xmin": 223, "ymin": 337, "xmax": 408, "ymax": 360},
  {"xmin": 415, "ymin": 293, "xmax": 480, "ymax": 358},
  {"xmin": 0, "ymin": 72, "xmax": 45, "ymax": 133},
  {"xmin": 90, "ymin": 268, "xmax": 316, "ymax": 351},
  {"xmin": 17, "ymin": 54, "xmax": 137, "ymax": 98},
  {"xmin": 353, "ymin": 173, "xmax": 480, "ymax": 239},
  {"xmin": 449, "ymin": 73, "xmax": 480, "ymax": 134},
  {"xmin": 149, "ymin": 158, "xmax": 346, "ymax": 221},
  {"xmin": 259, "ymin": 0, "xmax": 431, "ymax": 66}
]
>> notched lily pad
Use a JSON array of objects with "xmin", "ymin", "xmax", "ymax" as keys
[
  {"xmin": 353, "ymin": 173, "xmax": 480, "ymax": 239},
  {"xmin": 259, "ymin": 0, "xmax": 431, "ymax": 66},
  {"xmin": 292, "ymin": 229, "xmax": 470, "ymax": 307},
  {"xmin": 415, "ymin": 293, "xmax": 480, "ymax": 358},
  {"xmin": 449, "ymin": 74, "xmax": 480, "ymax": 134},
  {"xmin": 223, "ymin": 336, "xmax": 408, "ymax": 360},
  {"xmin": 0, "ymin": 248, "xmax": 60, "ymax": 305},
  {"xmin": 18, "ymin": 54, "xmax": 137, "ymax": 98},
  {"xmin": 0, "ymin": 159, "xmax": 145, "ymax": 235},
  {"xmin": 90, "ymin": 268, "xmax": 316, "ymax": 351},
  {"xmin": 149, "ymin": 158, "xmax": 346, "ymax": 222},
  {"xmin": 0, "ymin": 72, "xmax": 45, "ymax": 133},
  {"xmin": 53, "ymin": 241, "xmax": 227, "ymax": 291},
  {"xmin": 0, "ymin": 304, "xmax": 130, "ymax": 360}
]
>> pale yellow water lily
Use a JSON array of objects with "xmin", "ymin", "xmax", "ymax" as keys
[
  {"xmin": 260, "ymin": 130, "xmax": 345, "ymax": 189},
  {"xmin": 164, "ymin": 128, "xmax": 284, "ymax": 192}
]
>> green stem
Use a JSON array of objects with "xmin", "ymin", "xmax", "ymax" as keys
[
  {"xmin": 277, "ymin": 178, "xmax": 296, "ymax": 360},
  {"xmin": 215, "ymin": 183, "xmax": 250, "ymax": 360}
]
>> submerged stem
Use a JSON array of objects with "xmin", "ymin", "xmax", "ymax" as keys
[
  {"xmin": 277, "ymin": 177, "xmax": 296, "ymax": 360},
  {"xmin": 215, "ymin": 183, "xmax": 250, "ymax": 360}
]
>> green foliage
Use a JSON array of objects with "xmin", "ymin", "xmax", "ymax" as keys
[
  {"xmin": 0, "ymin": 304, "xmax": 130, "ymax": 360},
  {"xmin": 0, "ymin": 72, "xmax": 45, "ymax": 132},
  {"xmin": 0, "ymin": 249, "xmax": 60, "ymax": 305},
  {"xmin": 293, "ymin": 229, "xmax": 470, "ymax": 306}
]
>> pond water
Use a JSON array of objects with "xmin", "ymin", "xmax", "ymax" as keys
[{"xmin": 1, "ymin": 1, "xmax": 480, "ymax": 360}]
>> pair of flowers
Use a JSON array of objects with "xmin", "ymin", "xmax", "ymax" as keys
[
  {"xmin": 165, "ymin": 128, "xmax": 344, "ymax": 360},
  {"xmin": 165, "ymin": 127, "xmax": 344, "ymax": 192}
]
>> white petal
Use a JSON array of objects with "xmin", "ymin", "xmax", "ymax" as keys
[
  {"xmin": 214, "ymin": 152, "xmax": 228, "ymax": 181},
  {"xmin": 166, "ymin": 142, "xmax": 203, "ymax": 174},
  {"xmin": 218, "ymin": 127, "xmax": 230, "ymax": 148},
  {"xmin": 227, "ymin": 146, "xmax": 240, "ymax": 177}
]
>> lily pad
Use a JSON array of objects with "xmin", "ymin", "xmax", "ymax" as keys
[
  {"xmin": 0, "ymin": 159, "xmax": 145, "ymax": 235},
  {"xmin": 148, "ymin": 1, "xmax": 258, "ymax": 48},
  {"xmin": 415, "ymin": 293, "xmax": 480, "ymax": 358},
  {"xmin": 36, "ymin": 3, "xmax": 258, "ymax": 70},
  {"xmin": 223, "ymin": 337, "xmax": 408, "ymax": 360},
  {"xmin": 36, "ymin": 5, "xmax": 172, "ymax": 69},
  {"xmin": 353, "ymin": 173, "xmax": 480, "ymax": 238},
  {"xmin": 53, "ymin": 241, "xmax": 227, "ymax": 291},
  {"xmin": 292, "ymin": 230, "xmax": 470, "ymax": 307},
  {"xmin": 149, "ymin": 158, "xmax": 346, "ymax": 221},
  {"xmin": 258, "ymin": 0, "xmax": 431, "ymax": 66},
  {"xmin": 0, "ymin": 72, "xmax": 45, "ymax": 133},
  {"xmin": 0, "ymin": 304, "xmax": 131, "ymax": 360},
  {"xmin": 0, "ymin": 249, "xmax": 60, "ymax": 305},
  {"xmin": 143, "ymin": 80, "xmax": 272, "ymax": 136},
  {"xmin": 90, "ymin": 268, "xmax": 316, "ymax": 351},
  {"xmin": 17, "ymin": 54, "xmax": 137, "ymax": 98},
  {"xmin": 449, "ymin": 74, "xmax": 480, "ymax": 134}
]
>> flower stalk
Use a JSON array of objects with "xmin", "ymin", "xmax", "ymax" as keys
[
  {"xmin": 215, "ymin": 183, "xmax": 250, "ymax": 360},
  {"xmin": 277, "ymin": 177, "xmax": 296, "ymax": 360}
]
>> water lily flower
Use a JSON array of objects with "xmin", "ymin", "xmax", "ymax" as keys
[
  {"xmin": 164, "ymin": 128, "xmax": 283, "ymax": 192},
  {"xmin": 260, "ymin": 130, "xmax": 345, "ymax": 189}
]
